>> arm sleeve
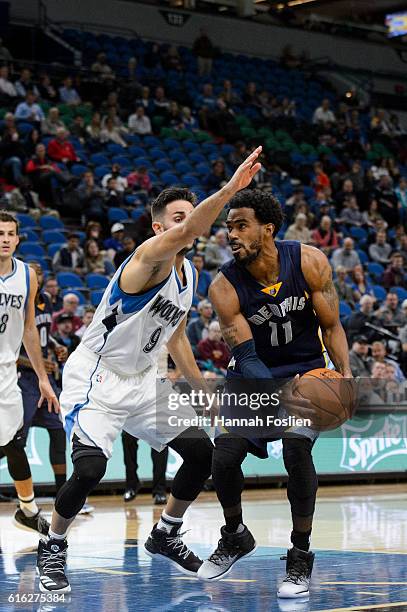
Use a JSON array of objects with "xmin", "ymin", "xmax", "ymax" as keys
[{"xmin": 232, "ymin": 339, "xmax": 272, "ymax": 379}]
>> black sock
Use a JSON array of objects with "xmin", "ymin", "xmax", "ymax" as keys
[
  {"xmin": 291, "ymin": 529, "xmax": 311, "ymax": 552},
  {"xmin": 224, "ymin": 512, "xmax": 243, "ymax": 533},
  {"xmin": 54, "ymin": 473, "xmax": 67, "ymax": 496}
]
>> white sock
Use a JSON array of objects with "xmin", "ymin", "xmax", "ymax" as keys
[
  {"xmin": 157, "ymin": 511, "xmax": 183, "ymax": 534},
  {"xmin": 18, "ymin": 495, "xmax": 39, "ymax": 517},
  {"xmin": 48, "ymin": 528, "xmax": 67, "ymax": 541}
]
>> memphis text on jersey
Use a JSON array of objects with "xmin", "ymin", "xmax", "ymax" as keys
[{"xmin": 247, "ymin": 294, "xmax": 306, "ymax": 325}]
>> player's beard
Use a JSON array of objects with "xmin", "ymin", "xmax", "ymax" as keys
[{"xmin": 234, "ymin": 240, "xmax": 262, "ymax": 266}]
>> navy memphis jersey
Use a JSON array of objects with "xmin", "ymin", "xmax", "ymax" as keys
[
  {"xmin": 19, "ymin": 292, "xmax": 52, "ymax": 365},
  {"xmin": 220, "ymin": 240, "xmax": 328, "ymax": 378}
]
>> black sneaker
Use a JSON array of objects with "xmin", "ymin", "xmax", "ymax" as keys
[
  {"xmin": 37, "ymin": 538, "xmax": 71, "ymax": 593},
  {"xmin": 144, "ymin": 523, "xmax": 203, "ymax": 576},
  {"xmin": 197, "ymin": 525, "xmax": 256, "ymax": 581},
  {"xmin": 277, "ymin": 547, "xmax": 314, "ymax": 598},
  {"xmin": 13, "ymin": 508, "xmax": 49, "ymax": 536}
]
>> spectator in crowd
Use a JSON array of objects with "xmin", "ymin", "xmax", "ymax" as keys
[
  {"xmin": 331, "ymin": 237, "xmax": 361, "ymax": 272},
  {"xmin": 104, "ymin": 177, "xmax": 125, "ymax": 208},
  {"xmin": 374, "ymin": 174, "xmax": 399, "ymax": 227},
  {"xmin": 229, "ymin": 141, "xmax": 248, "ymax": 167},
  {"xmin": 335, "ymin": 178, "xmax": 355, "ymax": 209},
  {"xmin": 311, "ymin": 215, "xmax": 338, "ymax": 256},
  {"xmin": 398, "ymin": 300, "xmax": 407, "ymax": 354},
  {"xmin": 350, "ymin": 265, "xmax": 374, "ymax": 301},
  {"xmin": 187, "ymin": 299, "xmax": 214, "ymax": 356},
  {"xmin": 100, "ymin": 117, "xmax": 128, "ymax": 148},
  {"xmin": 43, "ymin": 275, "xmax": 63, "ymax": 312},
  {"xmin": 152, "ymin": 86, "xmax": 170, "ymax": 115},
  {"xmin": 193, "ymin": 28, "xmax": 215, "ymax": 76},
  {"xmin": 127, "ymin": 166, "xmax": 152, "ymax": 195},
  {"xmin": 85, "ymin": 220, "xmax": 104, "ymax": 248},
  {"xmin": 333, "ymin": 265, "xmax": 355, "ymax": 308},
  {"xmin": 59, "ymin": 76, "xmax": 81, "ymax": 106},
  {"xmin": 0, "ymin": 119, "xmax": 25, "ymax": 184},
  {"xmin": 84, "ymin": 239, "xmax": 115, "ymax": 276},
  {"xmin": 25, "ymin": 143, "xmax": 72, "ymax": 206},
  {"xmin": 396, "ymin": 176, "xmax": 407, "ymax": 224},
  {"xmin": 284, "ymin": 213, "xmax": 313, "ymax": 244},
  {"xmin": 91, "ymin": 52, "xmax": 115, "ymax": 80},
  {"xmin": 0, "ymin": 37, "xmax": 13, "ymax": 65},
  {"xmin": 15, "ymin": 91, "xmax": 45, "ymax": 124},
  {"xmin": 8, "ymin": 177, "xmax": 58, "ymax": 220},
  {"xmin": 24, "ymin": 127, "xmax": 41, "ymax": 157},
  {"xmin": 51, "ymin": 293, "xmax": 83, "ymax": 334},
  {"xmin": 362, "ymin": 199, "xmax": 387, "ymax": 229},
  {"xmin": 376, "ymin": 292, "xmax": 405, "ymax": 328},
  {"xmin": 349, "ymin": 335, "xmax": 374, "ymax": 377},
  {"xmin": 337, "ymin": 196, "xmax": 363, "ymax": 227},
  {"xmin": 368, "ymin": 230, "xmax": 392, "ymax": 265},
  {"xmin": 180, "ymin": 106, "xmax": 198, "ymax": 131},
  {"xmin": 76, "ymin": 306, "xmax": 96, "ymax": 339},
  {"xmin": 345, "ymin": 294, "xmax": 378, "ymax": 345},
  {"xmin": 312, "ymin": 98, "xmax": 336, "ymax": 125},
  {"xmin": 135, "ymin": 86, "xmax": 152, "ymax": 112},
  {"xmin": 313, "ymin": 162, "xmax": 331, "ymax": 193},
  {"xmin": 104, "ymin": 222, "xmax": 125, "ymax": 255},
  {"xmin": 53, "ymin": 313, "xmax": 81, "ymax": 356},
  {"xmin": 343, "ymin": 161, "xmax": 365, "ymax": 195},
  {"xmin": 113, "ymin": 235, "xmax": 136, "ymax": 268},
  {"xmin": 371, "ymin": 340, "xmax": 405, "ymax": 382},
  {"xmin": 128, "ymin": 106, "xmax": 152, "ymax": 135},
  {"xmin": 86, "ymin": 112, "xmax": 103, "ymax": 143},
  {"xmin": 191, "ymin": 253, "xmax": 211, "ymax": 300},
  {"xmin": 69, "ymin": 114, "xmax": 87, "ymax": 144},
  {"xmin": 382, "ymin": 252, "xmax": 407, "ymax": 290},
  {"xmin": 41, "ymin": 107, "xmax": 66, "ymax": 136},
  {"xmin": 38, "ymin": 73, "xmax": 58, "ymax": 103},
  {"xmin": 204, "ymin": 229, "xmax": 233, "ymax": 272},
  {"xmin": 197, "ymin": 320, "xmax": 230, "ymax": 372},
  {"xmin": 47, "ymin": 128, "xmax": 80, "ymax": 165},
  {"xmin": 76, "ymin": 170, "xmax": 106, "ymax": 223},
  {"xmin": 15, "ymin": 69, "xmax": 39, "ymax": 98},
  {"xmin": 203, "ymin": 159, "xmax": 228, "ymax": 192},
  {"xmin": 0, "ymin": 66, "xmax": 17, "ymax": 99},
  {"xmin": 52, "ymin": 233, "xmax": 85, "ymax": 275}
]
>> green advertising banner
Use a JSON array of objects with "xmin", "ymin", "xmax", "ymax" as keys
[{"xmin": 1, "ymin": 412, "xmax": 407, "ymax": 486}]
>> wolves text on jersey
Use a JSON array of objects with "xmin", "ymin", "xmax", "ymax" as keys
[
  {"xmin": 149, "ymin": 294, "xmax": 185, "ymax": 327},
  {"xmin": 0, "ymin": 293, "xmax": 24, "ymax": 309},
  {"xmin": 248, "ymin": 295, "xmax": 306, "ymax": 325}
]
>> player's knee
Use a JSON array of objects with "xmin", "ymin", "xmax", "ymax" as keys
[
  {"xmin": 1, "ymin": 439, "xmax": 31, "ymax": 481},
  {"xmin": 171, "ymin": 427, "xmax": 213, "ymax": 473},
  {"xmin": 74, "ymin": 454, "xmax": 107, "ymax": 486},
  {"xmin": 283, "ymin": 438, "xmax": 318, "ymax": 516},
  {"xmin": 283, "ymin": 438, "xmax": 315, "ymax": 478},
  {"xmin": 213, "ymin": 435, "xmax": 248, "ymax": 473}
]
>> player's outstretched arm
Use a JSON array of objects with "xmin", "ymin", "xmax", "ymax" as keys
[
  {"xmin": 137, "ymin": 146, "xmax": 262, "ymax": 265},
  {"xmin": 301, "ymin": 245, "xmax": 352, "ymax": 377},
  {"xmin": 22, "ymin": 268, "xmax": 60, "ymax": 413}
]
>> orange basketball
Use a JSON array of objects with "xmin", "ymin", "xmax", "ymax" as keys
[{"xmin": 295, "ymin": 368, "xmax": 354, "ymax": 431}]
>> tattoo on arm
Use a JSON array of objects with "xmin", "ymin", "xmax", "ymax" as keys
[
  {"xmin": 221, "ymin": 323, "xmax": 239, "ymax": 349},
  {"xmin": 321, "ymin": 278, "xmax": 339, "ymax": 311}
]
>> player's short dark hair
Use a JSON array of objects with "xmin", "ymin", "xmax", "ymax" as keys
[
  {"xmin": 227, "ymin": 189, "xmax": 284, "ymax": 237},
  {"xmin": 0, "ymin": 210, "xmax": 19, "ymax": 233},
  {"xmin": 151, "ymin": 187, "xmax": 197, "ymax": 220}
]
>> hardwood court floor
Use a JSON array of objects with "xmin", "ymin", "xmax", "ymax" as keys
[{"xmin": 0, "ymin": 484, "xmax": 406, "ymax": 611}]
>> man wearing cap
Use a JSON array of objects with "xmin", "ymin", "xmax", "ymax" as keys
[
  {"xmin": 104, "ymin": 223, "xmax": 125, "ymax": 254},
  {"xmin": 53, "ymin": 314, "xmax": 80, "ymax": 357},
  {"xmin": 349, "ymin": 336, "xmax": 373, "ymax": 377}
]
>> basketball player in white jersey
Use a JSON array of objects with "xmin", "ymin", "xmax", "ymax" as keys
[
  {"xmin": 0, "ymin": 211, "xmax": 60, "ymax": 535},
  {"xmin": 36, "ymin": 147, "xmax": 262, "ymax": 593}
]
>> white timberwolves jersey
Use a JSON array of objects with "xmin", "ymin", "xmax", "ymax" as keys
[
  {"xmin": 0, "ymin": 257, "xmax": 29, "ymax": 365},
  {"xmin": 82, "ymin": 257, "xmax": 196, "ymax": 376}
]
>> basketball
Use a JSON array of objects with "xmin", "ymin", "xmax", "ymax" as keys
[{"xmin": 295, "ymin": 368, "xmax": 354, "ymax": 431}]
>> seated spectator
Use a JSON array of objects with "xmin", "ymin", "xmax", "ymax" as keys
[
  {"xmin": 128, "ymin": 106, "xmax": 152, "ymax": 135},
  {"xmin": 398, "ymin": 300, "xmax": 407, "ymax": 354},
  {"xmin": 76, "ymin": 306, "xmax": 96, "ymax": 339},
  {"xmin": 312, "ymin": 98, "xmax": 336, "ymax": 125},
  {"xmin": 186, "ymin": 299, "xmax": 213, "ymax": 356},
  {"xmin": 53, "ymin": 313, "xmax": 81, "ymax": 355},
  {"xmin": 24, "ymin": 127, "xmax": 41, "ymax": 157},
  {"xmin": 229, "ymin": 141, "xmax": 248, "ymax": 167},
  {"xmin": 382, "ymin": 252, "xmax": 407, "ymax": 290},
  {"xmin": 102, "ymin": 163, "xmax": 128, "ymax": 191},
  {"xmin": 51, "ymin": 293, "xmax": 83, "ymax": 333},
  {"xmin": 197, "ymin": 320, "xmax": 230, "ymax": 372},
  {"xmin": 43, "ymin": 274, "xmax": 63, "ymax": 312},
  {"xmin": 370, "ymin": 109, "xmax": 392, "ymax": 135},
  {"xmin": 135, "ymin": 86, "xmax": 152, "ymax": 112},
  {"xmin": 191, "ymin": 253, "xmax": 211, "ymax": 300},
  {"xmin": 180, "ymin": 106, "xmax": 198, "ymax": 131},
  {"xmin": 69, "ymin": 114, "xmax": 87, "ymax": 144},
  {"xmin": 76, "ymin": 171, "xmax": 106, "ymax": 223},
  {"xmin": 284, "ymin": 213, "xmax": 313, "ymax": 244},
  {"xmin": 350, "ymin": 265, "xmax": 374, "ymax": 301},
  {"xmin": 204, "ymin": 229, "xmax": 233, "ymax": 272},
  {"xmin": 163, "ymin": 45, "xmax": 183, "ymax": 71},
  {"xmin": 345, "ymin": 295, "xmax": 378, "ymax": 345},
  {"xmin": 0, "ymin": 120, "xmax": 25, "ymax": 184},
  {"xmin": 362, "ymin": 199, "xmax": 387, "ymax": 230},
  {"xmin": 197, "ymin": 83, "xmax": 217, "ymax": 110},
  {"xmin": 114, "ymin": 235, "xmax": 137, "ymax": 268},
  {"xmin": 84, "ymin": 239, "xmax": 115, "ymax": 276},
  {"xmin": 333, "ymin": 265, "xmax": 355, "ymax": 307},
  {"xmin": 331, "ymin": 238, "xmax": 361, "ymax": 272},
  {"xmin": 59, "ymin": 76, "xmax": 81, "ymax": 106},
  {"xmin": 91, "ymin": 52, "xmax": 115, "ymax": 80},
  {"xmin": 100, "ymin": 117, "xmax": 128, "ymax": 148},
  {"xmin": 349, "ymin": 335, "xmax": 373, "ymax": 377},
  {"xmin": 152, "ymin": 86, "xmax": 170, "ymax": 116},
  {"xmin": 396, "ymin": 177, "xmax": 407, "ymax": 225},
  {"xmin": 374, "ymin": 174, "xmax": 399, "ymax": 228},
  {"xmin": 313, "ymin": 162, "xmax": 330, "ymax": 193},
  {"xmin": 337, "ymin": 196, "xmax": 363, "ymax": 227},
  {"xmin": 26, "ymin": 143, "xmax": 72, "ymax": 206},
  {"xmin": 203, "ymin": 159, "xmax": 227, "ymax": 192},
  {"xmin": 220, "ymin": 80, "xmax": 241, "ymax": 106},
  {"xmin": 371, "ymin": 340, "xmax": 405, "ymax": 383},
  {"xmin": 101, "ymin": 106, "xmax": 126, "ymax": 131},
  {"xmin": 52, "ymin": 233, "xmax": 85, "ymax": 275},
  {"xmin": 311, "ymin": 215, "xmax": 338, "ymax": 256},
  {"xmin": 0, "ymin": 65, "xmax": 17, "ymax": 99},
  {"xmin": 85, "ymin": 220, "xmax": 104, "ymax": 249},
  {"xmin": 47, "ymin": 128, "xmax": 80, "ymax": 165},
  {"xmin": 104, "ymin": 177, "xmax": 124, "ymax": 208},
  {"xmin": 104, "ymin": 222, "xmax": 125, "ymax": 255},
  {"xmin": 376, "ymin": 292, "xmax": 405, "ymax": 328},
  {"xmin": 86, "ymin": 112, "xmax": 103, "ymax": 143},
  {"xmin": 0, "ymin": 37, "xmax": 13, "ymax": 65},
  {"xmin": 127, "ymin": 166, "xmax": 152, "ymax": 194},
  {"xmin": 9, "ymin": 178, "xmax": 58, "ymax": 221},
  {"xmin": 166, "ymin": 101, "xmax": 182, "ymax": 128},
  {"xmin": 343, "ymin": 161, "xmax": 365, "ymax": 194},
  {"xmin": 368, "ymin": 230, "xmax": 392, "ymax": 265},
  {"xmin": 38, "ymin": 73, "xmax": 58, "ymax": 102},
  {"xmin": 15, "ymin": 91, "xmax": 45, "ymax": 124},
  {"xmin": 41, "ymin": 107, "xmax": 66, "ymax": 136},
  {"xmin": 14, "ymin": 68, "xmax": 39, "ymax": 98},
  {"xmin": 335, "ymin": 178, "xmax": 355, "ymax": 209}
]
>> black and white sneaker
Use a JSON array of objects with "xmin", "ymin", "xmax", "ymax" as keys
[
  {"xmin": 37, "ymin": 538, "xmax": 71, "ymax": 593},
  {"xmin": 144, "ymin": 523, "xmax": 203, "ymax": 576},
  {"xmin": 277, "ymin": 547, "xmax": 314, "ymax": 598},
  {"xmin": 197, "ymin": 525, "xmax": 256, "ymax": 581},
  {"xmin": 13, "ymin": 509, "xmax": 49, "ymax": 536}
]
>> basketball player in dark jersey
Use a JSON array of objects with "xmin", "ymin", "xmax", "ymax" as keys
[
  {"xmin": 18, "ymin": 263, "xmax": 67, "ymax": 495},
  {"xmin": 198, "ymin": 189, "xmax": 353, "ymax": 599}
]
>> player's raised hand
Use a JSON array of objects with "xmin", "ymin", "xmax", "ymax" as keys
[
  {"xmin": 38, "ymin": 377, "xmax": 60, "ymax": 413},
  {"xmin": 226, "ymin": 146, "xmax": 262, "ymax": 193}
]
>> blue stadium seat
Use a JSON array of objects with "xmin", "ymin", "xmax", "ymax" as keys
[
  {"xmin": 131, "ymin": 209, "xmax": 144, "ymax": 220},
  {"xmin": 57, "ymin": 272, "xmax": 84, "ymax": 289},
  {"xmin": 42, "ymin": 230, "xmax": 67, "ymax": 244},
  {"xmin": 62, "ymin": 289, "xmax": 86, "ymax": 305},
  {"xmin": 367, "ymin": 262, "xmax": 384, "ymax": 279},
  {"xmin": 90, "ymin": 153, "xmax": 110, "ymax": 166},
  {"xmin": 339, "ymin": 301, "xmax": 352, "ymax": 318},
  {"xmin": 86, "ymin": 273, "xmax": 109, "ymax": 290},
  {"xmin": 183, "ymin": 141, "xmax": 199, "ymax": 152},
  {"xmin": 150, "ymin": 148, "xmax": 168, "ymax": 160},
  {"xmin": 160, "ymin": 172, "xmax": 179, "ymax": 186},
  {"xmin": 39, "ymin": 216, "xmax": 64, "ymax": 230},
  {"xmin": 350, "ymin": 227, "xmax": 368, "ymax": 241},
  {"xmin": 19, "ymin": 243, "xmax": 45, "ymax": 257},
  {"xmin": 16, "ymin": 121, "xmax": 34, "ymax": 136},
  {"xmin": 25, "ymin": 256, "xmax": 50, "ymax": 271},
  {"xmin": 108, "ymin": 208, "xmax": 128, "ymax": 222},
  {"xmin": 189, "ymin": 153, "xmax": 207, "ymax": 164},
  {"xmin": 390, "ymin": 287, "xmax": 407, "ymax": 301},
  {"xmin": 155, "ymin": 160, "xmax": 173, "ymax": 172},
  {"xmin": 169, "ymin": 150, "xmax": 187, "ymax": 162},
  {"xmin": 128, "ymin": 146, "xmax": 145, "ymax": 158},
  {"xmin": 175, "ymin": 161, "xmax": 194, "ymax": 174},
  {"xmin": 181, "ymin": 175, "xmax": 198, "ymax": 187},
  {"xmin": 21, "ymin": 230, "xmax": 39, "ymax": 243},
  {"xmin": 71, "ymin": 164, "xmax": 88, "ymax": 177},
  {"xmin": 195, "ymin": 163, "xmax": 210, "ymax": 176},
  {"xmin": 144, "ymin": 136, "xmax": 160, "ymax": 147},
  {"xmin": 373, "ymin": 285, "xmax": 386, "ymax": 302},
  {"xmin": 16, "ymin": 214, "xmax": 37, "ymax": 229},
  {"xmin": 90, "ymin": 290, "xmax": 105, "ymax": 306},
  {"xmin": 48, "ymin": 243, "xmax": 65, "ymax": 258},
  {"xmin": 356, "ymin": 250, "xmax": 368, "ymax": 265},
  {"xmin": 112, "ymin": 155, "xmax": 131, "ymax": 166},
  {"xmin": 106, "ymin": 143, "xmax": 126, "ymax": 154},
  {"xmin": 94, "ymin": 165, "xmax": 111, "ymax": 179}
]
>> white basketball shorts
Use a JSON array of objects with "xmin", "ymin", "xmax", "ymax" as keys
[{"xmin": 0, "ymin": 362, "xmax": 24, "ymax": 447}]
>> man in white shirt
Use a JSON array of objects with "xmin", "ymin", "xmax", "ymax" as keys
[
  {"xmin": 0, "ymin": 66, "xmax": 17, "ymax": 98},
  {"xmin": 15, "ymin": 91, "xmax": 45, "ymax": 123},
  {"xmin": 313, "ymin": 98, "xmax": 336, "ymax": 125},
  {"xmin": 128, "ymin": 106, "xmax": 152, "ymax": 135},
  {"xmin": 101, "ymin": 163, "xmax": 128, "ymax": 192}
]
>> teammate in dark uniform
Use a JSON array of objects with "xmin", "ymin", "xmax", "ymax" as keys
[
  {"xmin": 18, "ymin": 263, "xmax": 67, "ymax": 495},
  {"xmin": 198, "ymin": 189, "xmax": 353, "ymax": 599}
]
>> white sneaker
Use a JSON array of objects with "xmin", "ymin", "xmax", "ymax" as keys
[
  {"xmin": 198, "ymin": 525, "xmax": 256, "ymax": 581},
  {"xmin": 277, "ymin": 547, "xmax": 314, "ymax": 599},
  {"xmin": 78, "ymin": 502, "xmax": 95, "ymax": 515}
]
